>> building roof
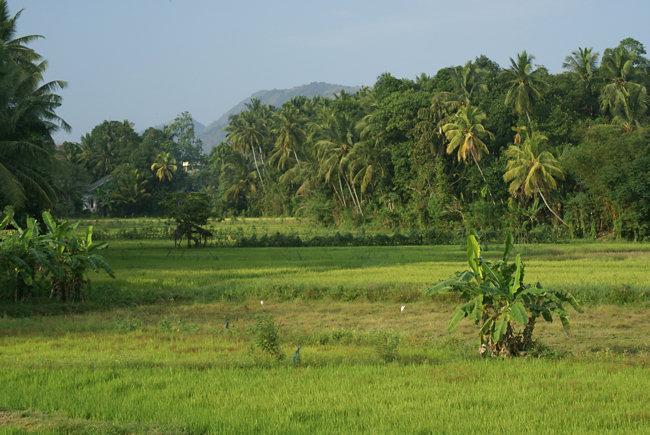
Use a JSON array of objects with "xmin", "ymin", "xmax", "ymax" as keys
[{"xmin": 86, "ymin": 175, "xmax": 113, "ymax": 193}]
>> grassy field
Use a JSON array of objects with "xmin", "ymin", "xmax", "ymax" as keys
[{"xmin": 1, "ymin": 231, "xmax": 649, "ymax": 433}]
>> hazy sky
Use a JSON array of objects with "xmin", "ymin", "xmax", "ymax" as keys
[{"xmin": 8, "ymin": 0, "xmax": 650, "ymax": 142}]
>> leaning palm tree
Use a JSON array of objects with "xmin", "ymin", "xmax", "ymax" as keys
[
  {"xmin": 442, "ymin": 105, "xmax": 494, "ymax": 181},
  {"xmin": 503, "ymin": 51, "xmax": 546, "ymax": 125},
  {"xmin": 314, "ymin": 112, "xmax": 362, "ymax": 214},
  {"xmin": 225, "ymin": 111, "xmax": 266, "ymax": 188},
  {"xmin": 503, "ymin": 132, "xmax": 566, "ymax": 225},
  {"xmin": 150, "ymin": 152, "xmax": 177, "ymax": 182}
]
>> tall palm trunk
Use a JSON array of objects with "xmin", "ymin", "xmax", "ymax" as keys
[
  {"xmin": 343, "ymin": 176, "xmax": 363, "ymax": 215},
  {"xmin": 337, "ymin": 174, "xmax": 347, "ymax": 208},
  {"xmin": 250, "ymin": 145, "xmax": 265, "ymax": 190},
  {"xmin": 538, "ymin": 190, "xmax": 567, "ymax": 226},
  {"xmin": 471, "ymin": 154, "xmax": 495, "ymax": 201}
]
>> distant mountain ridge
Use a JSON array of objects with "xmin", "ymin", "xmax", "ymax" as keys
[{"xmin": 198, "ymin": 81, "xmax": 360, "ymax": 150}]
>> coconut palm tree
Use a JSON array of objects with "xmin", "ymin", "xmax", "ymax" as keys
[
  {"xmin": 442, "ymin": 105, "xmax": 494, "ymax": 181},
  {"xmin": 503, "ymin": 132, "xmax": 566, "ymax": 225},
  {"xmin": 270, "ymin": 106, "xmax": 305, "ymax": 170},
  {"xmin": 448, "ymin": 61, "xmax": 488, "ymax": 106},
  {"xmin": 503, "ymin": 51, "xmax": 546, "ymax": 125},
  {"xmin": 225, "ymin": 111, "xmax": 266, "ymax": 188},
  {"xmin": 150, "ymin": 152, "xmax": 177, "ymax": 182},
  {"xmin": 563, "ymin": 47, "xmax": 599, "ymax": 115},
  {"xmin": 600, "ymin": 46, "xmax": 647, "ymax": 128},
  {"xmin": 314, "ymin": 112, "xmax": 362, "ymax": 213},
  {"xmin": 563, "ymin": 47, "xmax": 599, "ymax": 88},
  {"xmin": 0, "ymin": 1, "xmax": 68, "ymax": 210}
]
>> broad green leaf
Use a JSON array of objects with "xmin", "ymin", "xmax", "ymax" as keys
[
  {"xmin": 448, "ymin": 307, "xmax": 467, "ymax": 331},
  {"xmin": 510, "ymin": 301, "xmax": 528, "ymax": 324},
  {"xmin": 493, "ymin": 315, "xmax": 508, "ymax": 343},
  {"xmin": 42, "ymin": 211, "xmax": 56, "ymax": 233},
  {"xmin": 510, "ymin": 254, "xmax": 522, "ymax": 294},
  {"xmin": 86, "ymin": 225, "xmax": 94, "ymax": 247}
]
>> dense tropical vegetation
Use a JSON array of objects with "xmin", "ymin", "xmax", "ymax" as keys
[{"xmin": 1, "ymin": 1, "xmax": 648, "ymax": 243}]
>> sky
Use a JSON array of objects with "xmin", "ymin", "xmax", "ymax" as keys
[{"xmin": 8, "ymin": 0, "xmax": 650, "ymax": 143}]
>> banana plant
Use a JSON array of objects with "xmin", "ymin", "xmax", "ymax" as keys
[
  {"xmin": 427, "ymin": 232, "xmax": 581, "ymax": 356},
  {"xmin": 1, "ymin": 207, "xmax": 113, "ymax": 302}
]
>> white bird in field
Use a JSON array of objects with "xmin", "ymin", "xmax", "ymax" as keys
[
  {"xmin": 260, "ymin": 300, "xmax": 264, "ymax": 306},
  {"xmin": 400, "ymin": 305, "xmax": 406, "ymax": 313}
]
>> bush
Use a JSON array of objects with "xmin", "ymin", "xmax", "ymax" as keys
[
  {"xmin": 374, "ymin": 330, "xmax": 400, "ymax": 363},
  {"xmin": 427, "ymin": 232, "xmax": 581, "ymax": 357},
  {"xmin": 0, "ymin": 207, "xmax": 113, "ymax": 302},
  {"xmin": 251, "ymin": 314, "xmax": 285, "ymax": 361}
]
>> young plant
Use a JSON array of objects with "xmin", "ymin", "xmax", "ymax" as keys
[
  {"xmin": 427, "ymin": 232, "xmax": 581, "ymax": 357},
  {"xmin": 251, "ymin": 314, "xmax": 285, "ymax": 361}
]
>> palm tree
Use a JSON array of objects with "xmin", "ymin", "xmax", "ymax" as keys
[
  {"xmin": 314, "ymin": 112, "xmax": 362, "ymax": 214},
  {"xmin": 503, "ymin": 132, "xmax": 566, "ymax": 225},
  {"xmin": 563, "ymin": 47, "xmax": 599, "ymax": 114},
  {"xmin": 0, "ymin": 1, "xmax": 68, "ymax": 209},
  {"xmin": 600, "ymin": 46, "xmax": 647, "ymax": 128},
  {"xmin": 109, "ymin": 167, "xmax": 150, "ymax": 212},
  {"xmin": 503, "ymin": 51, "xmax": 546, "ymax": 125},
  {"xmin": 448, "ymin": 61, "xmax": 488, "ymax": 106},
  {"xmin": 219, "ymin": 150, "xmax": 257, "ymax": 211},
  {"xmin": 225, "ymin": 110, "xmax": 266, "ymax": 188},
  {"xmin": 150, "ymin": 152, "xmax": 177, "ymax": 182},
  {"xmin": 0, "ymin": 1, "xmax": 42, "ymax": 68},
  {"xmin": 442, "ymin": 105, "xmax": 494, "ymax": 181},
  {"xmin": 270, "ymin": 106, "xmax": 305, "ymax": 170}
]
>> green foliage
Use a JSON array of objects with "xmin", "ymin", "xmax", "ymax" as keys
[
  {"xmin": 0, "ymin": 207, "xmax": 113, "ymax": 302},
  {"xmin": 162, "ymin": 192, "xmax": 211, "ymax": 228},
  {"xmin": 427, "ymin": 233, "xmax": 581, "ymax": 357},
  {"xmin": 251, "ymin": 314, "xmax": 285, "ymax": 361},
  {"xmin": 563, "ymin": 125, "xmax": 650, "ymax": 239},
  {"xmin": 0, "ymin": 1, "xmax": 68, "ymax": 212},
  {"xmin": 373, "ymin": 330, "xmax": 400, "ymax": 363}
]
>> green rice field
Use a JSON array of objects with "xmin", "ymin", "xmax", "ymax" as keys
[{"xmin": 1, "ymin": 222, "xmax": 649, "ymax": 433}]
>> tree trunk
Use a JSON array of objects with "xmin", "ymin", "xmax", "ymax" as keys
[
  {"xmin": 251, "ymin": 146, "xmax": 265, "ymax": 190},
  {"xmin": 538, "ymin": 190, "xmax": 567, "ymax": 226},
  {"xmin": 337, "ymin": 175, "xmax": 347, "ymax": 208},
  {"xmin": 344, "ymin": 176, "xmax": 363, "ymax": 215}
]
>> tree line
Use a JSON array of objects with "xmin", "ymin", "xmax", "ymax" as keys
[{"xmin": 1, "ymin": 2, "xmax": 648, "ymax": 240}]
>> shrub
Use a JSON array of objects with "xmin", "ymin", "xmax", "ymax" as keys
[
  {"xmin": 251, "ymin": 314, "xmax": 285, "ymax": 361},
  {"xmin": 0, "ymin": 207, "xmax": 113, "ymax": 302},
  {"xmin": 427, "ymin": 232, "xmax": 581, "ymax": 357},
  {"xmin": 374, "ymin": 330, "xmax": 400, "ymax": 363}
]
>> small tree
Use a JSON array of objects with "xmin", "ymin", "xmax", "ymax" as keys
[
  {"xmin": 162, "ymin": 192, "xmax": 211, "ymax": 247},
  {"xmin": 427, "ymin": 232, "xmax": 581, "ymax": 357}
]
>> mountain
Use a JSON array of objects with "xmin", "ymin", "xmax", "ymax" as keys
[{"xmin": 198, "ymin": 82, "xmax": 360, "ymax": 150}]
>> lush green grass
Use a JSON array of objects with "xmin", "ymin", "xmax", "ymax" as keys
[
  {"xmin": 76, "ymin": 240, "xmax": 650, "ymax": 307},
  {"xmin": 1, "ymin": 301, "xmax": 649, "ymax": 433},
  {"xmin": 1, "ymin": 238, "xmax": 649, "ymax": 432},
  {"xmin": 79, "ymin": 216, "xmax": 346, "ymax": 239}
]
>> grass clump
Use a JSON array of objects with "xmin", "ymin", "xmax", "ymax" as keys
[{"xmin": 373, "ymin": 330, "xmax": 401, "ymax": 363}]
